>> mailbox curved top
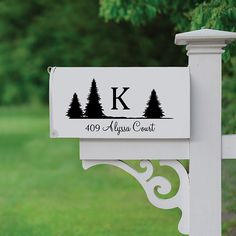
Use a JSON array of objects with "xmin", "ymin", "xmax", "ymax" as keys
[{"xmin": 175, "ymin": 29, "xmax": 236, "ymax": 45}]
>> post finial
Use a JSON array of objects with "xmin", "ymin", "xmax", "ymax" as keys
[
  {"xmin": 175, "ymin": 29, "xmax": 236, "ymax": 45},
  {"xmin": 175, "ymin": 29, "xmax": 236, "ymax": 55}
]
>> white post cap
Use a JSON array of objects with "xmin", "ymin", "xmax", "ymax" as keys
[
  {"xmin": 175, "ymin": 29, "xmax": 236, "ymax": 55},
  {"xmin": 175, "ymin": 29, "xmax": 236, "ymax": 45}
]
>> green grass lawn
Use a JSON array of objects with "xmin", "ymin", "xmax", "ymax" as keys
[{"xmin": 0, "ymin": 106, "xmax": 235, "ymax": 236}]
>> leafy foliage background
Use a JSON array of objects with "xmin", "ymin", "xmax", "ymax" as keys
[
  {"xmin": 0, "ymin": 0, "xmax": 236, "ymax": 132},
  {"xmin": 0, "ymin": 1, "xmax": 236, "ymax": 235}
]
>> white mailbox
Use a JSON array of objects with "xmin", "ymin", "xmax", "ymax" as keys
[
  {"xmin": 50, "ymin": 67, "xmax": 190, "ymax": 139},
  {"xmin": 49, "ymin": 29, "xmax": 236, "ymax": 236}
]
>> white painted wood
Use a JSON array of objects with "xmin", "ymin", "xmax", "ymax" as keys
[
  {"xmin": 79, "ymin": 134, "xmax": 235, "ymax": 160},
  {"xmin": 49, "ymin": 28, "xmax": 236, "ymax": 235},
  {"xmin": 188, "ymin": 52, "xmax": 222, "ymax": 236},
  {"xmin": 80, "ymin": 139, "xmax": 189, "ymax": 160},
  {"xmin": 175, "ymin": 29, "xmax": 236, "ymax": 45},
  {"xmin": 176, "ymin": 29, "xmax": 236, "ymax": 236},
  {"xmin": 50, "ymin": 67, "xmax": 190, "ymax": 139},
  {"xmin": 222, "ymin": 134, "xmax": 236, "ymax": 159},
  {"xmin": 82, "ymin": 159, "xmax": 190, "ymax": 235}
]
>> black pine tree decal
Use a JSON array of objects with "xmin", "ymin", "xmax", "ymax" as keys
[
  {"xmin": 84, "ymin": 79, "xmax": 105, "ymax": 118},
  {"xmin": 66, "ymin": 93, "xmax": 83, "ymax": 119},
  {"xmin": 143, "ymin": 89, "xmax": 164, "ymax": 118}
]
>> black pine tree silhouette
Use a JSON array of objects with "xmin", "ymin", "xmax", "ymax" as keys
[
  {"xmin": 66, "ymin": 93, "xmax": 83, "ymax": 119},
  {"xmin": 84, "ymin": 79, "xmax": 105, "ymax": 118},
  {"xmin": 143, "ymin": 89, "xmax": 164, "ymax": 118}
]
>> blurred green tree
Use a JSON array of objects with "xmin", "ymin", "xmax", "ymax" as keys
[{"xmin": 0, "ymin": 0, "xmax": 183, "ymax": 105}]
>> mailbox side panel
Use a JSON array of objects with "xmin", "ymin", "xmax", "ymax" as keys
[{"xmin": 50, "ymin": 67, "xmax": 190, "ymax": 139}]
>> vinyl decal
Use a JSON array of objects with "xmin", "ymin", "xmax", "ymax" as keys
[{"xmin": 66, "ymin": 79, "xmax": 168, "ymax": 120}]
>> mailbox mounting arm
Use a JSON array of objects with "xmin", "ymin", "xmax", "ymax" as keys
[{"xmin": 82, "ymin": 160, "xmax": 189, "ymax": 235}]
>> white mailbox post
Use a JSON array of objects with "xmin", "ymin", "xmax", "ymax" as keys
[
  {"xmin": 175, "ymin": 29, "xmax": 236, "ymax": 236},
  {"xmin": 49, "ymin": 29, "xmax": 236, "ymax": 235}
]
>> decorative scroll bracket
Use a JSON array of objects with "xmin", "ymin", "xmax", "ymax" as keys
[{"xmin": 82, "ymin": 160, "xmax": 189, "ymax": 235}]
